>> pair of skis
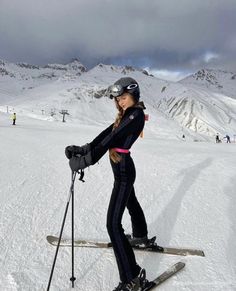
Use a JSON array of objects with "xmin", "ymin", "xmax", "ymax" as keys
[
  {"xmin": 47, "ymin": 235, "xmax": 205, "ymax": 257},
  {"xmin": 47, "ymin": 235, "xmax": 204, "ymax": 289}
]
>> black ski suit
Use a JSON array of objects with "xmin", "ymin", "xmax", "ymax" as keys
[{"xmin": 89, "ymin": 105, "xmax": 148, "ymax": 283}]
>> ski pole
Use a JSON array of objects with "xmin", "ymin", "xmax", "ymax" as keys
[
  {"xmin": 47, "ymin": 171, "xmax": 77, "ymax": 291},
  {"xmin": 70, "ymin": 169, "xmax": 76, "ymax": 287},
  {"xmin": 70, "ymin": 168, "xmax": 84, "ymax": 287}
]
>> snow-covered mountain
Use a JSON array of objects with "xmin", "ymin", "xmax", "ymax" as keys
[
  {"xmin": 180, "ymin": 68, "xmax": 236, "ymax": 98},
  {"xmin": 0, "ymin": 58, "xmax": 86, "ymax": 102},
  {"xmin": 0, "ymin": 58, "xmax": 86, "ymax": 81},
  {"xmin": 1, "ymin": 60, "xmax": 236, "ymax": 141},
  {"xmin": 156, "ymin": 84, "xmax": 236, "ymax": 137}
]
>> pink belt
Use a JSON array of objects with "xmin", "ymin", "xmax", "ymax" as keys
[{"xmin": 113, "ymin": 148, "xmax": 130, "ymax": 153}]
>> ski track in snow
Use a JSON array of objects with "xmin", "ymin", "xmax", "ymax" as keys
[{"xmin": 1, "ymin": 113, "xmax": 236, "ymax": 290}]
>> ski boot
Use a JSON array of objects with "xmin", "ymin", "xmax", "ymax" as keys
[
  {"xmin": 126, "ymin": 234, "xmax": 164, "ymax": 252},
  {"xmin": 126, "ymin": 234, "xmax": 149, "ymax": 247},
  {"xmin": 113, "ymin": 268, "xmax": 151, "ymax": 291}
]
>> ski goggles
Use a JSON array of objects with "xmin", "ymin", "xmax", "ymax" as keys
[{"xmin": 106, "ymin": 83, "xmax": 138, "ymax": 99}]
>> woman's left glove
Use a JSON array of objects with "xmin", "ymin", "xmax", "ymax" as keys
[
  {"xmin": 65, "ymin": 144, "xmax": 91, "ymax": 159},
  {"xmin": 69, "ymin": 152, "xmax": 93, "ymax": 172}
]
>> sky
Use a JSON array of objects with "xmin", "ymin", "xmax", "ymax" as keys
[{"xmin": 1, "ymin": 0, "xmax": 236, "ymax": 81}]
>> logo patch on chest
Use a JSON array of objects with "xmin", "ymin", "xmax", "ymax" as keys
[{"xmin": 129, "ymin": 114, "xmax": 134, "ymax": 120}]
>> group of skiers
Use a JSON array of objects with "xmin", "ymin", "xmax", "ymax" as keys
[{"xmin": 215, "ymin": 133, "xmax": 231, "ymax": 143}]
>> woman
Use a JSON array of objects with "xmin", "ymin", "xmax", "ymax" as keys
[{"xmin": 65, "ymin": 77, "xmax": 151, "ymax": 291}]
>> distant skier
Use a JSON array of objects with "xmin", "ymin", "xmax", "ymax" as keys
[
  {"xmin": 65, "ymin": 77, "xmax": 152, "ymax": 291},
  {"xmin": 215, "ymin": 133, "xmax": 220, "ymax": 143},
  {"xmin": 12, "ymin": 113, "xmax": 16, "ymax": 125},
  {"xmin": 225, "ymin": 134, "xmax": 231, "ymax": 143}
]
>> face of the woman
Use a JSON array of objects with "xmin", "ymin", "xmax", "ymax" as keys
[{"xmin": 115, "ymin": 93, "xmax": 135, "ymax": 111}]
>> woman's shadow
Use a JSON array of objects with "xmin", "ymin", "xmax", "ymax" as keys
[
  {"xmin": 226, "ymin": 177, "xmax": 236, "ymax": 279},
  {"xmin": 142, "ymin": 157, "xmax": 212, "ymax": 271}
]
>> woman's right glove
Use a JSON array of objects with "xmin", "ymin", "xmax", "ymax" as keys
[
  {"xmin": 65, "ymin": 144, "xmax": 91, "ymax": 159},
  {"xmin": 69, "ymin": 152, "xmax": 93, "ymax": 171}
]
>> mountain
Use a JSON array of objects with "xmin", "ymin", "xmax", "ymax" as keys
[
  {"xmin": 180, "ymin": 68, "xmax": 236, "ymax": 98},
  {"xmin": 0, "ymin": 58, "xmax": 86, "ymax": 80},
  {"xmin": 156, "ymin": 84, "xmax": 236, "ymax": 137},
  {"xmin": 1, "ymin": 61, "xmax": 236, "ymax": 141},
  {"xmin": 0, "ymin": 58, "xmax": 86, "ymax": 102},
  {"xmin": 88, "ymin": 63, "xmax": 152, "ymax": 77}
]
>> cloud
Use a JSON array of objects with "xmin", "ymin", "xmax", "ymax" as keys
[
  {"xmin": 0, "ymin": 0, "xmax": 236, "ymax": 73},
  {"xmin": 203, "ymin": 52, "xmax": 219, "ymax": 63},
  {"xmin": 146, "ymin": 68, "xmax": 190, "ymax": 82}
]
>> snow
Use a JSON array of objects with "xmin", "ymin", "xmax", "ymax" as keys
[
  {"xmin": 1, "ymin": 61, "xmax": 236, "ymax": 290},
  {"xmin": 1, "ymin": 111, "xmax": 236, "ymax": 291}
]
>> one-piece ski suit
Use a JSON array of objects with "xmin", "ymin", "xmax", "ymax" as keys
[{"xmin": 89, "ymin": 105, "xmax": 148, "ymax": 283}]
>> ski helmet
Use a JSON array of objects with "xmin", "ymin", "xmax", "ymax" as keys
[{"xmin": 107, "ymin": 77, "xmax": 140, "ymax": 102}]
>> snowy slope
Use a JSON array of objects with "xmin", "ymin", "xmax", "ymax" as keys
[{"xmin": 1, "ymin": 112, "xmax": 236, "ymax": 291}]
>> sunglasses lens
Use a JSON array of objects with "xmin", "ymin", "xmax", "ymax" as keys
[
  {"xmin": 107, "ymin": 85, "xmax": 124, "ymax": 98},
  {"xmin": 106, "ymin": 83, "xmax": 138, "ymax": 99}
]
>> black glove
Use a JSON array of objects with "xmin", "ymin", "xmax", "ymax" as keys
[
  {"xmin": 65, "ymin": 144, "xmax": 91, "ymax": 159},
  {"xmin": 69, "ymin": 152, "xmax": 93, "ymax": 172}
]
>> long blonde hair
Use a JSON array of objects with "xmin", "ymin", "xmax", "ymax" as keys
[
  {"xmin": 109, "ymin": 100, "xmax": 124, "ymax": 163},
  {"xmin": 109, "ymin": 95, "xmax": 146, "ymax": 163}
]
